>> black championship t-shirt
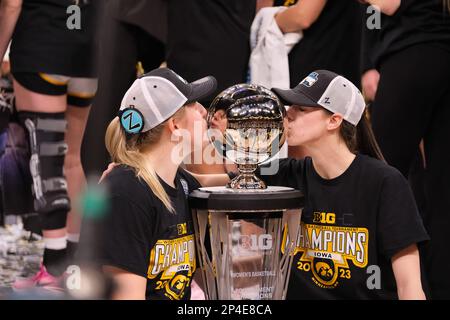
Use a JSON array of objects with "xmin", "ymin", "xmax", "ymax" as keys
[
  {"xmin": 167, "ymin": 0, "xmax": 256, "ymax": 101},
  {"xmin": 10, "ymin": 0, "xmax": 97, "ymax": 77},
  {"xmin": 279, "ymin": 0, "xmax": 363, "ymax": 87},
  {"xmin": 363, "ymin": 0, "xmax": 450, "ymax": 69},
  {"xmin": 98, "ymin": 165, "xmax": 201, "ymax": 300},
  {"xmin": 259, "ymin": 154, "xmax": 429, "ymax": 299}
]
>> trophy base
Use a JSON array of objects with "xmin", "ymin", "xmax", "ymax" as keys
[
  {"xmin": 227, "ymin": 173, "xmax": 266, "ymax": 189},
  {"xmin": 189, "ymin": 188, "xmax": 304, "ymax": 300},
  {"xmin": 199, "ymin": 186, "xmax": 294, "ymax": 193},
  {"xmin": 191, "ymin": 187, "xmax": 303, "ymax": 211}
]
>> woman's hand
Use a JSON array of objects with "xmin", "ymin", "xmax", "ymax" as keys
[
  {"xmin": 361, "ymin": 69, "xmax": 380, "ymax": 102},
  {"xmin": 1, "ymin": 60, "xmax": 10, "ymax": 76},
  {"xmin": 189, "ymin": 172, "xmax": 231, "ymax": 188}
]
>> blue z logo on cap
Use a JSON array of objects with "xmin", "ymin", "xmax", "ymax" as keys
[
  {"xmin": 301, "ymin": 72, "xmax": 319, "ymax": 87},
  {"xmin": 120, "ymin": 108, "xmax": 144, "ymax": 134}
]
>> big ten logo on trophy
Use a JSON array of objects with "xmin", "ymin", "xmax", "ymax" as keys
[
  {"xmin": 239, "ymin": 234, "xmax": 273, "ymax": 251},
  {"xmin": 313, "ymin": 212, "xmax": 336, "ymax": 224}
]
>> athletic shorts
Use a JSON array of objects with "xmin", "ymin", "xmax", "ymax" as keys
[{"xmin": 12, "ymin": 72, "xmax": 98, "ymax": 107}]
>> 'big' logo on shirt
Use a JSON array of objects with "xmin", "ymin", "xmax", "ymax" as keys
[{"xmin": 313, "ymin": 212, "xmax": 336, "ymax": 224}]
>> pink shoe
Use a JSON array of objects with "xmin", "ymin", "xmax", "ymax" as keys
[{"xmin": 13, "ymin": 265, "xmax": 64, "ymax": 293}]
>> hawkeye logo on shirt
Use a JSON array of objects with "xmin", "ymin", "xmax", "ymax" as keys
[
  {"xmin": 147, "ymin": 235, "xmax": 196, "ymax": 300},
  {"xmin": 287, "ymin": 218, "xmax": 369, "ymax": 289},
  {"xmin": 177, "ymin": 223, "xmax": 187, "ymax": 236}
]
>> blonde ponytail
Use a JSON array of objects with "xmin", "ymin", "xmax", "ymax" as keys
[{"xmin": 105, "ymin": 117, "xmax": 175, "ymax": 212}]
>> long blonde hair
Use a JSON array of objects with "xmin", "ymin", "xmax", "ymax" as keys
[{"xmin": 105, "ymin": 108, "xmax": 185, "ymax": 213}]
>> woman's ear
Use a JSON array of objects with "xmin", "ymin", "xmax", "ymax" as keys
[
  {"xmin": 327, "ymin": 113, "xmax": 344, "ymax": 131},
  {"xmin": 167, "ymin": 118, "xmax": 180, "ymax": 136},
  {"xmin": 167, "ymin": 117, "xmax": 187, "ymax": 140}
]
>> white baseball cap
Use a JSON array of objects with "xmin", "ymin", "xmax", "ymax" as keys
[
  {"xmin": 119, "ymin": 68, "xmax": 217, "ymax": 134},
  {"xmin": 272, "ymin": 70, "xmax": 365, "ymax": 125}
]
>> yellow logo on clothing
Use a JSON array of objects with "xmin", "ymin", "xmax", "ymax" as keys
[
  {"xmin": 313, "ymin": 212, "xmax": 336, "ymax": 224},
  {"xmin": 148, "ymin": 235, "xmax": 196, "ymax": 279},
  {"xmin": 293, "ymin": 223, "xmax": 369, "ymax": 288},
  {"xmin": 177, "ymin": 223, "xmax": 187, "ymax": 236},
  {"xmin": 147, "ymin": 235, "xmax": 196, "ymax": 299}
]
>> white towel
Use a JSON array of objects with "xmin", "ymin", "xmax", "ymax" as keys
[
  {"xmin": 249, "ymin": 7, "xmax": 303, "ymax": 90},
  {"xmin": 3, "ymin": 42, "xmax": 11, "ymax": 62}
]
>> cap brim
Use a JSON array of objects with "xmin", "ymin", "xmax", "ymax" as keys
[
  {"xmin": 272, "ymin": 87, "xmax": 321, "ymax": 108},
  {"xmin": 186, "ymin": 76, "xmax": 218, "ymax": 104}
]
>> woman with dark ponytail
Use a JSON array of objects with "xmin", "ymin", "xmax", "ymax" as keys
[
  {"xmin": 255, "ymin": 70, "xmax": 429, "ymax": 299},
  {"xmin": 360, "ymin": 0, "xmax": 450, "ymax": 299},
  {"xmin": 326, "ymin": 109, "xmax": 385, "ymax": 162}
]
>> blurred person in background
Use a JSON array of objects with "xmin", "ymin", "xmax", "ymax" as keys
[
  {"xmin": 267, "ymin": 0, "xmax": 363, "ymax": 159},
  {"xmin": 0, "ymin": 0, "xmax": 98, "ymax": 290},
  {"xmin": 360, "ymin": 0, "xmax": 450, "ymax": 299},
  {"xmin": 82, "ymin": 0, "xmax": 166, "ymax": 176},
  {"xmin": 167, "ymin": 0, "xmax": 258, "ymax": 175}
]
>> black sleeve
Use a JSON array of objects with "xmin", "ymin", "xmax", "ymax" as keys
[
  {"xmin": 360, "ymin": 3, "xmax": 381, "ymax": 74},
  {"xmin": 256, "ymin": 158, "xmax": 305, "ymax": 190},
  {"xmin": 360, "ymin": 21, "xmax": 379, "ymax": 74},
  {"xmin": 99, "ymin": 195, "xmax": 154, "ymax": 278},
  {"xmin": 376, "ymin": 170, "xmax": 429, "ymax": 259}
]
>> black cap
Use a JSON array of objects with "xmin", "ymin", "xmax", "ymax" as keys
[
  {"xmin": 272, "ymin": 70, "xmax": 366, "ymax": 126},
  {"xmin": 144, "ymin": 68, "xmax": 218, "ymax": 104},
  {"xmin": 120, "ymin": 68, "xmax": 217, "ymax": 133},
  {"xmin": 272, "ymin": 70, "xmax": 338, "ymax": 107}
]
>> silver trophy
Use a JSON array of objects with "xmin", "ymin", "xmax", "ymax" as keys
[
  {"xmin": 189, "ymin": 84, "xmax": 304, "ymax": 300},
  {"xmin": 207, "ymin": 84, "xmax": 286, "ymax": 189}
]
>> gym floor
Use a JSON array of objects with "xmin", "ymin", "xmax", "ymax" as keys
[{"xmin": 0, "ymin": 219, "xmax": 43, "ymax": 298}]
